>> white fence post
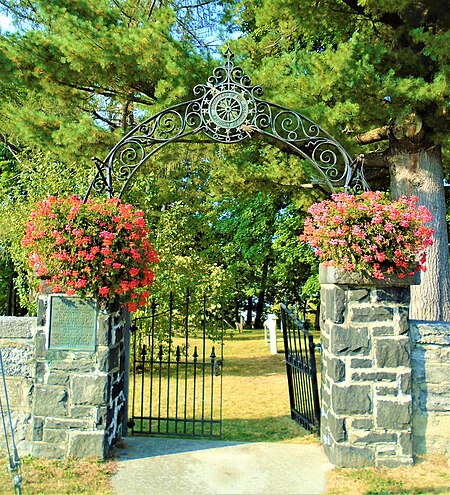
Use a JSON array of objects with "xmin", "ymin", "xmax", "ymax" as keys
[{"xmin": 264, "ymin": 314, "xmax": 278, "ymax": 354}]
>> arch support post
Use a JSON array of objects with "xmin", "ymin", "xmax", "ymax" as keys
[{"xmin": 319, "ymin": 264, "xmax": 418, "ymax": 467}]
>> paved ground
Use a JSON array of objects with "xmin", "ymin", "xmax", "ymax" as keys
[{"xmin": 111, "ymin": 437, "xmax": 333, "ymax": 495}]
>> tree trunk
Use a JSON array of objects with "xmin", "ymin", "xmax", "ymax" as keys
[
  {"xmin": 246, "ymin": 295, "xmax": 253, "ymax": 328},
  {"xmin": 389, "ymin": 145, "xmax": 450, "ymax": 321},
  {"xmin": 254, "ymin": 255, "xmax": 270, "ymax": 329}
]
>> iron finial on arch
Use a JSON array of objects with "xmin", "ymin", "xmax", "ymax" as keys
[{"xmin": 85, "ymin": 50, "xmax": 368, "ymax": 200}]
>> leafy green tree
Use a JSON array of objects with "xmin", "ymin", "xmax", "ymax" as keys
[{"xmin": 224, "ymin": 0, "xmax": 450, "ymax": 320}]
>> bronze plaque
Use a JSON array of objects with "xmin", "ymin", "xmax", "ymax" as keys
[{"xmin": 49, "ymin": 296, "xmax": 97, "ymax": 351}]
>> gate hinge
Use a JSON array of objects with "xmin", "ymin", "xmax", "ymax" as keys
[{"xmin": 314, "ymin": 343, "xmax": 322, "ymax": 354}]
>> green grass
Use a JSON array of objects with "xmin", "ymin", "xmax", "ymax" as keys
[
  {"xmin": 325, "ymin": 454, "xmax": 450, "ymax": 495},
  {"xmin": 0, "ymin": 456, "xmax": 116, "ymax": 495}
]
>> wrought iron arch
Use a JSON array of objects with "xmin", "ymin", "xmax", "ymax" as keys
[{"xmin": 85, "ymin": 49, "xmax": 368, "ymax": 200}]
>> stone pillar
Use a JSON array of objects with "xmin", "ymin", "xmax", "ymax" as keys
[
  {"xmin": 319, "ymin": 264, "xmax": 418, "ymax": 467},
  {"xmin": 29, "ymin": 294, "xmax": 128, "ymax": 459},
  {"xmin": 410, "ymin": 321, "xmax": 450, "ymax": 455}
]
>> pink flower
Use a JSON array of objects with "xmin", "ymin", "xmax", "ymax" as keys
[
  {"xmin": 300, "ymin": 192, "xmax": 433, "ymax": 280},
  {"xmin": 23, "ymin": 195, "xmax": 158, "ymax": 307}
]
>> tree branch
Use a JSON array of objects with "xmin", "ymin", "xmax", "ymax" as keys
[
  {"xmin": 339, "ymin": 0, "xmax": 404, "ymax": 29},
  {"xmin": 355, "ymin": 125, "xmax": 391, "ymax": 145}
]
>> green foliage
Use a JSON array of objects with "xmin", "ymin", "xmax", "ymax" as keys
[
  {"xmin": 0, "ymin": 0, "xmax": 212, "ymax": 162},
  {"xmin": 225, "ymin": 0, "xmax": 449, "ymax": 158}
]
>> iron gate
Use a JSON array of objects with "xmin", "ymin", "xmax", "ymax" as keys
[
  {"xmin": 280, "ymin": 303, "xmax": 321, "ymax": 434},
  {"xmin": 128, "ymin": 291, "xmax": 224, "ymax": 438}
]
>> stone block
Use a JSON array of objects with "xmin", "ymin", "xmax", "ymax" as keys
[
  {"xmin": 0, "ymin": 317, "xmax": 35, "ymax": 339},
  {"xmin": 96, "ymin": 346, "xmax": 109, "ymax": 372},
  {"xmin": 350, "ymin": 358, "xmax": 372, "ymax": 368},
  {"xmin": 373, "ymin": 288, "xmax": 410, "ymax": 304},
  {"xmin": 372, "ymin": 325, "xmax": 395, "ymax": 336},
  {"xmin": 397, "ymin": 307, "xmax": 409, "ymax": 335},
  {"xmin": 398, "ymin": 431, "xmax": 413, "ymax": 456},
  {"xmin": 425, "ymin": 385, "xmax": 450, "ymax": 411},
  {"xmin": 354, "ymin": 431, "xmax": 397, "ymax": 444},
  {"xmin": 43, "ymin": 429, "xmax": 68, "ymax": 444},
  {"xmin": 353, "ymin": 371, "xmax": 397, "ymax": 382},
  {"xmin": 45, "ymin": 417, "xmax": 90, "ymax": 430},
  {"xmin": 347, "ymin": 289, "xmax": 369, "ymax": 302},
  {"xmin": 375, "ymin": 385, "xmax": 398, "ymax": 397},
  {"xmin": 330, "ymin": 326, "xmax": 370, "ymax": 355},
  {"xmin": 47, "ymin": 372, "xmax": 70, "ymax": 386},
  {"xmin": 350, "ymin": 418, "xmax": 373, "ymax": 430},
  {"xmin": 318, "ymin": 264, "xmax": 419, "ymax": 287},
  {"xmin": 351, "ymin": 306, "xmax": 393, "ymax": 323},
  {"xmin": 376, "ymin": 455, "xmax": 413, "ymax": 467},
  {"xmin": 326, "ymin": 356, "xmax": 345, "ymax": 382},
  {"xmin": 70, "ymin": 406, "xmax": 95, "ymax": 420},
  {"xmin": 33, "ymin": 385, "xmax": 68, "ymax": 417},
  {"xmin": 326, "ymin": 443, "xmax": 375, "ymax": 468},
  {"xmin": 1, "ymin": 346, "xmax": 32, "ymax": 377},
  {"xmin": 3, "ymin": 377, "xmax": 33, "ymax": 410},
  {"xmin": 68, "ymin": 431, "xmax": 105, "ymax": 459},
  {"xmin": 400, "ymin": 373, "xmax": 412, "ymax": 395},
  {"xmin": 377, "ymin": 399, "xmax": 411, "ymax": 429},
  {"xmin": 32, "ymin": 441, "xmax": 66, "ymax": 459},
  {"xmin": 70, "ymin": 374, "xmax": 108, "ymax": 406},
  {"xmin": 323, "ymin": 287, "xmax": 346, "ymax": 324},
  {"xmin": 332, "ymin": 384, "xmax": 372, "ymax": 415},
  {"xmin": 410, "ymin": 321, "xmax": 450, "ymax": 346},
  {"xmin": 94, "ymin": 406, "xmax": 107, "ymax": 429},
  {"xmin": 375, "ymin": 337, "xmax": 410, "ymax": 368},
  {"xmin": 326, "ymin": 413, "xmax": 347, "ymax": 442},
  {"xmin": 97, "ymin": 313, "xmax": 110, "ymax": 346},
  {"xmin": 50, "ymin": 356, "xmax": 96, "ymax": 373},
  {"xmin": 32, "ymin": 417, "xmax": 44, "ymax": 441},
  {"xmin": 34, "ymin": 360, "xmax": 48, "ymax": 384},
  {"xmin": 34, "ymin": 331, "xmax": 47, "ymax": 357},
  {"xmin": 424, "ymin": 363, "xmax": 450, "ymax": 384}
]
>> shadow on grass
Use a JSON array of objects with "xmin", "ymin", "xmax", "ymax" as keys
[{"xmin": 221, "ymin": 415, "xmax": 314, "ymax": 443}]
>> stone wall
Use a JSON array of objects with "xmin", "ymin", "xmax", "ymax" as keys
[
  {"xmin": 319, "ymin": 265, "xmax": 416, "ymax": 468},
  {"xmin": 0, "ymin": 317, "xmax": 35, "ymax": 454},
  {"xmin": 0, "ymin": 295, "xmax": 128, "ymax": 459},
  {"xmin": 410, "ymin": 321, "xmax": 450, "ymax": 455}
]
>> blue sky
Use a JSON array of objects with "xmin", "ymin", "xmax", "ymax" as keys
[{"xmin": 0, "ymin": 13, "xmax": 13, "ymax": 31}]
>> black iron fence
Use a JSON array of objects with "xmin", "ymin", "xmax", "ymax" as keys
[
  {"xmin": 280, "ymin": 303, "xmax": 321, "ymax": 434},
  {"xmin": 128, "ymin": 291, "xmax": 224, "ymax": 438}
]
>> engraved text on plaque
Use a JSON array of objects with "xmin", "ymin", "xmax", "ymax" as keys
[{"xmin": 48, "ymin": 296, "xmax": 97, "ymax": 351}]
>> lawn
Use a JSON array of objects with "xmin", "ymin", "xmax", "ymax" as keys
[{"xmin": 128, "ymin": 327, "xmax": 313, "ymax": 442}]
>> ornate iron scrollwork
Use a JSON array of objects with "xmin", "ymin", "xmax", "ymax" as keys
[{"xmin": 85, "ymin": 48, "xmax": 368, "ymax": 200}]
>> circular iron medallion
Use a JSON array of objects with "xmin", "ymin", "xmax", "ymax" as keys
[{"xmin": 209, "ymin": 90, "xmax": 249, "ymax": 129}]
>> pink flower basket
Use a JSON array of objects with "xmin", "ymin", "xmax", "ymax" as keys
[
  {"xmin": 22, "ymin": 195, "xmax": 158, "ymax": 312},
  {"xmin": 300, "ymin": 192, "xmax": 434, "ymax": 280}
]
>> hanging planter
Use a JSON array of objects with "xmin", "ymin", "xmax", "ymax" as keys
[
  {"xmin": 300, "ymin": 191, "xmax": 434, "ymax": 281},
  {"xmin": 22, "ymin": 195, "xmax": 158, "ymax": 312}
]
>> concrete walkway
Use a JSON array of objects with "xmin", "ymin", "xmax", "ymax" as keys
[{"xmin": 111, "ymin": 437, "xmax": 333, "ymax": 495}]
